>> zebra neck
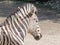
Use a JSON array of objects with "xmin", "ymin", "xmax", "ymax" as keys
[{"xmin": 0, "ymin": 11, "xmax": 29, "ymax": 41}]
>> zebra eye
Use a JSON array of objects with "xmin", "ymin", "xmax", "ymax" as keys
[{"xmin": 34, "ymin": 18, "xmax": 38, "ymax": 22}]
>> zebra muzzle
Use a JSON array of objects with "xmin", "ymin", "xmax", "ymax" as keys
[{"xmin": 34, "ymin": 34, "xmax": 42, "ymax": 40}]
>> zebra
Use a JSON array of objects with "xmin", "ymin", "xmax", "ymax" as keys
[{"xmin": 0, "ymin": 3, "xmax": 42, "ymax": 45}]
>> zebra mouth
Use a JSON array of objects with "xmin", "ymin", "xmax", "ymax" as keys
[{"xmin": 34, "ymin": 34, "xmax": 42, "ymax": 40}]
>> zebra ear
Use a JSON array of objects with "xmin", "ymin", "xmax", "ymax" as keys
[
  {"xmin": 28, "ymin": 8, "xmax": 34, "ymax": 17},
  {"xmin": 18, "ymin": 7, "xmax": 20, "ymax": 10},
  {"xmin": 30, "ymin": 9, "xmax": 34, "ymax": 14}
]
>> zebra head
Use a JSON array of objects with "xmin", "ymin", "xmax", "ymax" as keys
[
  {"xmin": 27, "ymin": 4, "xmax": 42, "ymax": 40},
  {"xmin": 28, "ymin": 13, "xmax": 42, "ymax": 40},
  {"xmin": 18, "ymin": 3, "xmax": 42, "ymax": 40}
]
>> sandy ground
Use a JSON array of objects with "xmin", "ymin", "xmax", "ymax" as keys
[{"xmin": 0, "ymin": 2, "xmax": 60, "ymax": 45}]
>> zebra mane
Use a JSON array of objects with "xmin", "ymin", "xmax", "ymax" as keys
[
  {"xmin": 0, "ymin": 4, "xmax": 34, "ymax": 27},
  {"xmin": 4, "ymin": 3, "xmax": 37, "ymax": 25},
  {"xmin": 7, "ymin": 6, "xmax": 34, "ymax": 20},
  {"xmin": 18, "ymin": 7, "xmax": 34, "ymax": 18}
]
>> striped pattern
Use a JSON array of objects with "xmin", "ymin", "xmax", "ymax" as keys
[{"xmin": 0, "ymin": 3, "xmax": 37, "ymax": 45}]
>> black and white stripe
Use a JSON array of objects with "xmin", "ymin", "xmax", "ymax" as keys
[{"xmin": 0, "ymin": 3, "xmax": 37, "ymax": 45}]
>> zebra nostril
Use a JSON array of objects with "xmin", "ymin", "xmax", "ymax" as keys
[
  {"xmin": 34, "ymin": 36, "xmax": 40, "ymax": 40},
  {"xmin": 37, "ymin": 30, "xmax": 40, "ymax": 32}
]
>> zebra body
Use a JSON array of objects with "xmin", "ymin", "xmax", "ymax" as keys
[{"xmin": 0, "ymin": 3, "xmax": 42, "ymax": 45}]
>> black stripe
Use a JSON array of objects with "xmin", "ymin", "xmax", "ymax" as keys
[
  {"xmin": 10, "ymin": 15, "xmax": 18, "ymax": 35},
  {"xmin": 4, "ymin": 25, "xmax": 10, "ymax": 45},
  {"xmin": 22, "ymin": 7, "xmax": 29, "ymax": 23},
  {"xmin": 16, "ymin": 12, "xmax": 28, "ymax": 29},
  {"xmin": 15, "ymin": 12, "xmax": 27, "ymax": 34},
  {"xmin": 5, "ymin": 15, "xmax": 15, "ymax": 44},
  {"xmin": 8, "ymin": 15, "xmax": 20, "ymax": 45},
  {"xmin": 4, "ymin": 15, "xmax": 12, "ymax": 26},
  {"xmin": 14, "ymin": 15, "xmax": 25, "ymax": 39},
  {"xmin": 3, "ymin": 33, "xmax": 5, "ymax": 45},
  {"xmin": 7, "ymin": 15, "xmax": 20, "ymax": 45},
  {"xmin": 12, "ymin": 14, "xmax": 24, "ymax": 41},
  {"xmin": 1, "ymin": 27, "xmax": 6, "ymax": 45},
  {"xmin": 13, "ymin": 36, "xmax": 20, "ymax": 45},
  {"xmin": 11, "ymin": 15, "xmax": 24, "ymax": 42},
  {"xmin": 11, "ymin": 36, "xmax": 20, "ymax": 45},
  {"xmin": 19, "ymin": 8, "xmax": 28, "ymax": 28},
  {"xmin": 10, "ymin": 38, "xmax": 16, "ymax": 45}
]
